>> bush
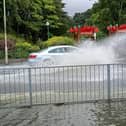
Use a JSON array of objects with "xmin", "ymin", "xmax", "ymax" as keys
[
  {"xmin": 0, "ymin": 33, "xmax": 40, "ymax": 59},
  {"xmin": 0, "ymin": 51, "xmax": 4, "ymax": 59},
  {"xmin": 0, "ymin": 33, "xmax": 25, "ymax": 43},
  {"xmin": 39, "ymin": 36, "xmax": 75, "ymax": 49},
  {"xmin": 0, "ymin": 42, "xmax": 40, "ymax": 59},
  {"xmin": 8, "ymin": 48, "xmax": 29, "ymax": 58},
  {"xmin": 14, "ymin": 42, "xmax": 40, "ymax": 58},
  {"xmin": 96, "ymin": 31, "xmax": 107, "ymax": 40}
]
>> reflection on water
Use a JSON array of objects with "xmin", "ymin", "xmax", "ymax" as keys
[
  {"xmin": 50, "ymin": 101, "xmax": 126, "ymax": 126},
  {"xmin": 1, "ymin": 101, "xmax": 126, "ymax": 126},
  {"xmin": 92, "ymin": 102, "xmax": 126, "ymax": 126}
]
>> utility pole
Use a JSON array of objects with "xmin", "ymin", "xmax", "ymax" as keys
[{"xmin": 3, "ymin": 0, "xmax": 8, "ymax": 64}]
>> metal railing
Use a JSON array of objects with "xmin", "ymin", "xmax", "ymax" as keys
[{"xmin": 0, "ymin": 64, "xmax": 126, "ymax": 108}]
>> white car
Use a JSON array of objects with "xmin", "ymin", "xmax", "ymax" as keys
[{"xmin": 28, "ymin": 45, "xmax": 79, "ymax": 66}]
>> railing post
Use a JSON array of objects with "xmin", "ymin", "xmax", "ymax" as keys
[
  {"xmin": 107, "ymin": 64, "xmax": 111, "ymax": 101},
  {"xmin": 28, "ymin": 68, "xmax": 32, "ymax": 107}
]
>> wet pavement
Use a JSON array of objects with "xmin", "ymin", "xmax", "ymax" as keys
[
  {"xmin": 0, "ymin": 101, "xmax": 126, "ymax": 126},
  {"xmin": 0, "ymin": 63, "xmax": 126, "ymax": 126}
]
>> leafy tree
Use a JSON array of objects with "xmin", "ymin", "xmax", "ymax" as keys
[
  {"xmin": 90, "ymin": 0, "xmax": 126, "ymax": 30},
  {"xmin": 0, "ymin": 1, "xmax": 3, "ymax": 32},
  {"xmin": 0, "ymin": 0, "xmax": 71, "ymax": 42},
  {"xmin": 73, "ymin": 0, "xmax": 126, "ymax": 35},
  {"xmin": 73, "ymin": 9, "xmax": 92, "ymax": 26}
]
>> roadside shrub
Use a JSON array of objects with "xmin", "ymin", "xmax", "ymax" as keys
[
  {"xmin": 0, "ymin": 51, "xmax": 4, "ymax": 59},
  {"xmin": 8, "ymin": 48, "xmax": 29, "ymax": 58},
  {"xmin": 96, "ymin": 31, "xmax": 107, "ymax": 40},
  {"xmin": 14, "ymin": 42, "xmax": 40, "ymax": 58},
  {"xmin": 16, "ymin": 42, "xmax": 32, "ymax": 51},
  {"xmin": 0, "ymin": 33, "xmax": 40, "ymax": 59},
  {"xmin": 39, "ymin": 36, "xmax": 75, "ymax": 49},
  {"xmin": 0, "ymin": 42, "xmax": 40, "ymax": 59},
  {"xmin": 0, "ymin": 39, "xmax": 15, "ymax": 50},
  {"xmin": 0, "ymin": 33, "xmax": 25, "ymax": 43}
]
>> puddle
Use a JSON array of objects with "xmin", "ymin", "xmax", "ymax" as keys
[{"xmin": 1, "ymin": 101, "xmax": 126, "ymax": 126}]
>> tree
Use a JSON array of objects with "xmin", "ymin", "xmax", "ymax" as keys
[
  {"xmin": 73, "ymin": 0, "xmax": 126, "ymax": 35},
  {"xmin": 0, "ymin": 0, "xmax": 71, "ymax": 42},
  {"xmin": 0, "ymin": 1, "xmax": 3, "ymax": 31},
  {"xmin": 73, "ymin": 9, "xmax": 92, "ymax": 26},
  {"xmin": 89, "ymin": 0, "xmax": 126, "ymax": 29}
]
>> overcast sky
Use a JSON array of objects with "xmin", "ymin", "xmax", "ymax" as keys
[{"xmin": 63, "ymin": 0, "xmax": 97, "ymax": 16}]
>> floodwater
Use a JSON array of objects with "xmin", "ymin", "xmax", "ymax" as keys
[
  {"xmin": 90, "ymin": 101, "xmax": 126, "ymax": 126},
  {"xmin": 1, "ymin": 101, "xmax": 126, "ymax": 126},
  {"xmin": 58, "ymin": 101, "xmax": 126, "ymax": 126}
]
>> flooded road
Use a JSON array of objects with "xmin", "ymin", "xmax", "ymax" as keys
[
  {"xmin": 91, "ymin": 101, "xmax": 126, "ymax": 126},
  {"xmin": 0, "ymin": 101, "xmax": 126, "ymax": 126}
]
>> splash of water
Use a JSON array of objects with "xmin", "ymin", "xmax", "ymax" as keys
[{"xmin": 61, "ymin": 33, "xmax": 126, "ymax": 65}]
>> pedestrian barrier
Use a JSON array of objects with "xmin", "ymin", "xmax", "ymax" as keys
[{"xmin": 0, "ymin": 64, "xmax": 126, "ymax": 108}]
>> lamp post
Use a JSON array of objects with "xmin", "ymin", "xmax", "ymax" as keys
[
  {"xmin": 46, "ymin": 21, "xmax": 50, "ymax": 40},
  {"xmin": 3, "ymin": 0, "xmax": 8, "ymax": 64}
]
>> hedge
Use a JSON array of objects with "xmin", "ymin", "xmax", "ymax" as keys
[
  {"xmin": 0, "ymin": 41, "xmax": 40, "ymax": 59},
  {"xmin": 39, "ymin": 36, "xmax": 75, "ymax": 49}
]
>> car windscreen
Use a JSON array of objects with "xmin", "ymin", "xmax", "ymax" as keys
[{"xmin": 48, "ymin": 48, "xmax": 65, "ymax": 53}]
